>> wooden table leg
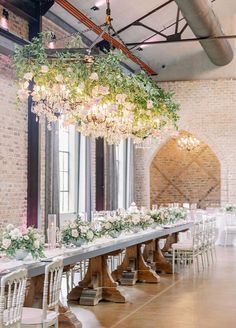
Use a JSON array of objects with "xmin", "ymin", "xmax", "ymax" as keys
[
  {"xmin": 143, "ymin": 233, "xmax": 179, "ymax": 274},
  {"xmin": 112, "ymin": 243, "xmax": 160, "ymax": 286},
  {"xmin": 153, "ymin": 238, "xmax": 173, "ymax": 274},
  {"xmin": 25, "ymin": 274, "xmax": 82, "ymax": 328},
  {"xmin": 162, "ymin": 233, "xmax": 179, "ymax": 252},
  {"xmin": 68, "ymin": 252, "xmax": 126, "ymax": 306}
]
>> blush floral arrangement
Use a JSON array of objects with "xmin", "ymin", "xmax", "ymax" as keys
[
  {"xmin": 0, "ymin": 224, "xmax": 45, "ymax": 260},
  {"xmin": 61, "ymin": 216, "xmax": 96, "ymax": 246}
]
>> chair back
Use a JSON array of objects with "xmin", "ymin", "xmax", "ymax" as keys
[
  {"xmin": 225, "ymin": 213, "xmax": 236, "ymax": 226},
  {"xmin": 0, "ymin": 268, "xmax": 27, "ymax": 327},
  {"xmin": 42, "ymin": 258, "xmax": 63, "ymax": 319}
]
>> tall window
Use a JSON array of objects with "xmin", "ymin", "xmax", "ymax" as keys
[{"xmin": 59, "ymin": 124, "xmax": 77, "ymax": 214}]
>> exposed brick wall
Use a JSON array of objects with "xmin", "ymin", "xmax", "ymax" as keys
[
  {"xmin": 0, "ymin": 4, "xmax": 28, "ymax": 39},
  {"xmin": 135, "ymin": 80, "xmax": 236, "ymax": 208},
  {"xmin": 150, "ymin": 132, "xmax": 220, "ymax": 208},
  {"xmin": 0, "ymin": 55, "xmax": 27, "ymax": 229}
]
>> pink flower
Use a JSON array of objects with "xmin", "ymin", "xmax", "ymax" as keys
[
  {"xmin": 89, "ymin": 72, "xmax": 99, "ymax": 81},
  {"xmin": 23, "ymin": 72, "xmax": 33, "ymax": 80},
  {"xmin": 147, "ymin": 100, "xmax": 153, "ymax": 109},
  {"xmin": 116, "ymin": 93, "xmax": 127, "ymax": 104},
  {"xmin": 17, "ymin": 89, "xmax": 29, "ymax": 101},
  {"xmin": 40, "ymin": 65, "xmax": 49, "ymax": 73},
  {"xmin": 19, "ymin": 224, "xmax": 28, "ymax": 235},
  {"xmin": 124, "ymin": 102, "xmax": 134, "ymax": 111},
  {"xmin": 55, "ymin": 74, "xmax": 63, "ymax": 82},
  {"xmin": 99, "ymin": 86, "xmax": 109, "ymax": 95},
  {"xmin": 152, "ymin": 130, "xmax": 161, "ymax": 137},
  {"xmin": 171, "ymin": 131, "xmax": 179, "ymax": 139}
]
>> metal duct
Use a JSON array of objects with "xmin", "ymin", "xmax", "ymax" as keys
[{"xmin": 175, "ymin": 0, "xmax": 233, "ymax": 66}]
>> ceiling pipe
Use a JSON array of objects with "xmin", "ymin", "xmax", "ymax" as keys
[
  {"xmin": 55, "ymin": 0, "xmax": 157, "ymax": 75},
  {"xmin": 174, "ymin": 0, "xmax": 233, "ymax": 66}
]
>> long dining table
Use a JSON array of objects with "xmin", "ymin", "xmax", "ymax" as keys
[{"xmin": 0, "ymin": 221, "xmax": 193, "ymax": 328}]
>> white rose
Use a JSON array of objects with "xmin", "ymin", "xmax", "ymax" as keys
[
  {"xmin": 24, "ymin": 235, "xmax": 29, "ymax": 240},
  {"xmin": 41, "ymin": 65, "xmax": 49, "ymax": 73},
  {"xmin": 80, "ymin": 226, "xmax": 88, "ymax": 234},
  {"xmin": 71, "ymin": 229, "xmax": 79, "ymax": 238},
  {"xmin": 10, "ymin": 228, "xmax": 22, "ymax": 240},
  {"xmin": 104, "ymin": 222, "xmax": 112, "ymax": 230},
  {"xmin": 34, "ymin": 240, "xmax": 40, "ymax": 249},
  {"xmin": 86, "ymin": 231, "xmax": 94, "ymax": 241},
  {"xmin": 23, "ymin": 72, "xmax": 33, "ymax": 80},
  {"xmin": 6, "ymin": 224, "xmax": 14, "ymax": 231},
  {"xmin": 55, "ymin": 74, "xmax": 63, "ymax": 82},
  {"xmin": 70, "ymin": 223, "xmax": 77, "ymax": 229},
  {"xmin": 23, "ymin": 81, "xmax": 29, "ymax": 89},
  {"xmin": 2, "ymin": 239, "xmax": 11, "ymax": 249}
]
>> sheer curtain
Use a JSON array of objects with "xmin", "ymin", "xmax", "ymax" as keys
[
  {"xmin": 45, "ymin": 123, "xmax": 60, "ymax": 231},
  {"xmin": 105, "ymin": 144, "xmax": 118, "ymax": 210},
  {"xmin": 77, "ymin": 135, "xmax": 93, "ymax": 220},
  {"xmin": 125, "ymin": 138, "xmax": 135, "ymax": 208}
]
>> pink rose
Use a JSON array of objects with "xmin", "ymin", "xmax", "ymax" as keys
[
  {"xmin": 19, "ymin": 224, "xmax": 28, "ymax": 235},
  {"xmin": 40, "ymin": 65, "xmax": 49, "ymax": 73},
  {"xmin": 89, "ymin": 72, "xmax": 99, "ymax": 81}
]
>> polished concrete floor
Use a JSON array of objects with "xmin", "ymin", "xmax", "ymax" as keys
[{"xmin": 69, "ymin": 247, "xmax": 236, "ymax": 328}]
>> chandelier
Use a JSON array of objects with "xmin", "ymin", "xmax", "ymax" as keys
[
  {"xmin": 177, "ymin": 135, "xmax": 200, "ymax": 151},
  {"xmin": 12, "ymin": 2, "xmax": 179, "ymax": 145}
]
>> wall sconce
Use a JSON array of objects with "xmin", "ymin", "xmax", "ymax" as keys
[{"xmin": 1, "ymin": 9, "xmax": 9, "ymax": 30}]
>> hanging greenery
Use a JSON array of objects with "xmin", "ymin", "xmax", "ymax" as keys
[{"xmin": 12, "ymin": 32, "xmax": 179, "ymax": 144}]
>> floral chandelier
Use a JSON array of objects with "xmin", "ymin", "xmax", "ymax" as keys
[{"xmin": 12, "ymin": 4, "xmax": 179, "ymax": 144}]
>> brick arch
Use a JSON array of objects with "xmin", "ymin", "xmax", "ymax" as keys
[{"xmin": 149, "ymin": 131, "xmax": 221, "ymax": 208}]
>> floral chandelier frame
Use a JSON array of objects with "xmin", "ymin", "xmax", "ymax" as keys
[{"xmin": 12, "ymin": 2, "xmax": 179, "ymax": 144}]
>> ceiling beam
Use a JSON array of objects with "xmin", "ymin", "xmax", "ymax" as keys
[
  {"xmin": 126, "ymin": 34, "xmax": 236, "ymax": 46},
  {"xmin": 55, "ymin": 0, "xmax": 157, "ymax": 75},
  {"xmin": 115, "ymin": 0, "xmax": 174, "ymax": 35}
]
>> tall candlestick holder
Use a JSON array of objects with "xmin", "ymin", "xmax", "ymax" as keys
[{"xmin": 47, "ymin": 214, "xmax": 57, "ymax": 249}]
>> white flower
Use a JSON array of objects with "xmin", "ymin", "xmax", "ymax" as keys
[
  {"xmin": 89, "ymin": 72, "xmax": 99, "ymax": 81},
  {"xmin": 6, "ymin": 224, "xmax": 14, "ymax": 231},
  {"xmin": 70, "ymin": 223, "xmax": 77, "ymax": 229},
  {"xmin": 34, "ymin": 240, "xmax": 40, "ymax": 249},
  {"xmin": 23, "ymin": 72, "xmax": 33, "ymax": 80},
  {"xmin": 79, "ymin": 226, "xmax": 88, "ymax": 234},
  {"xmin": 24, "ymin": 235, "xmax": 29, "ymax": 241},
  {"xmin": 71, "ymin": 229, "xmax": 79, "ymax": 238},
  {"xmin": 76, "ymin": 83, "xmax": 85, "ymax": 93},
  {"xmin": 67, "ymin": 67, "xmax": 73, "ymax": 73},
  {"xmin": 2, "ymin": 239, "xmax": 11, "ymax": 249},
  {"xmin": 86, "ymin": 231, "xmax": 94, "ymax": 241},
  {"xmin": 147, "ymin": 100, "xmax": 153, "ymax": 109},
  {"xmin": 40, "ymin": 65, "xmax": 49, "ymax": 73},
  {"xmin": 23, "ymin": 81, "xmax": 29, "ymax": 89},
  {"xmin": 9, "ymin": 228, "xmax": 22, "ymax": 240},
  {"xmin": 104, "ymin": 222, "xmax": 112, "ymax": 230},
  {"xmin": 55, "ymin": 74, "xmax": 63, "ymax": 82}
]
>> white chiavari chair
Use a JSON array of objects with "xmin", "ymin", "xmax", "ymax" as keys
[
  {"xmin": 172, "ymin": 220, "xmax": 205, "ymax": 274},
  {"xmin": 0, "ymin": 268, "xmax": 27, "ymax": 328},
  {"xmin": 21, "ymin": 258, "xmax": 63, "ymax": 328},
  {"xmin": 224, "ymin": 213, "xmax": 236, "ymax": 246}
]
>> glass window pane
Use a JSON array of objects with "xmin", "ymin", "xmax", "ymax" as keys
[
  {"xmin": 63, "ymin": 173, "xmax": 69, "ymax": 191},
  {"xmin": 63, "ymin": 153, "xmax": 69, "ymax": 172}
]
